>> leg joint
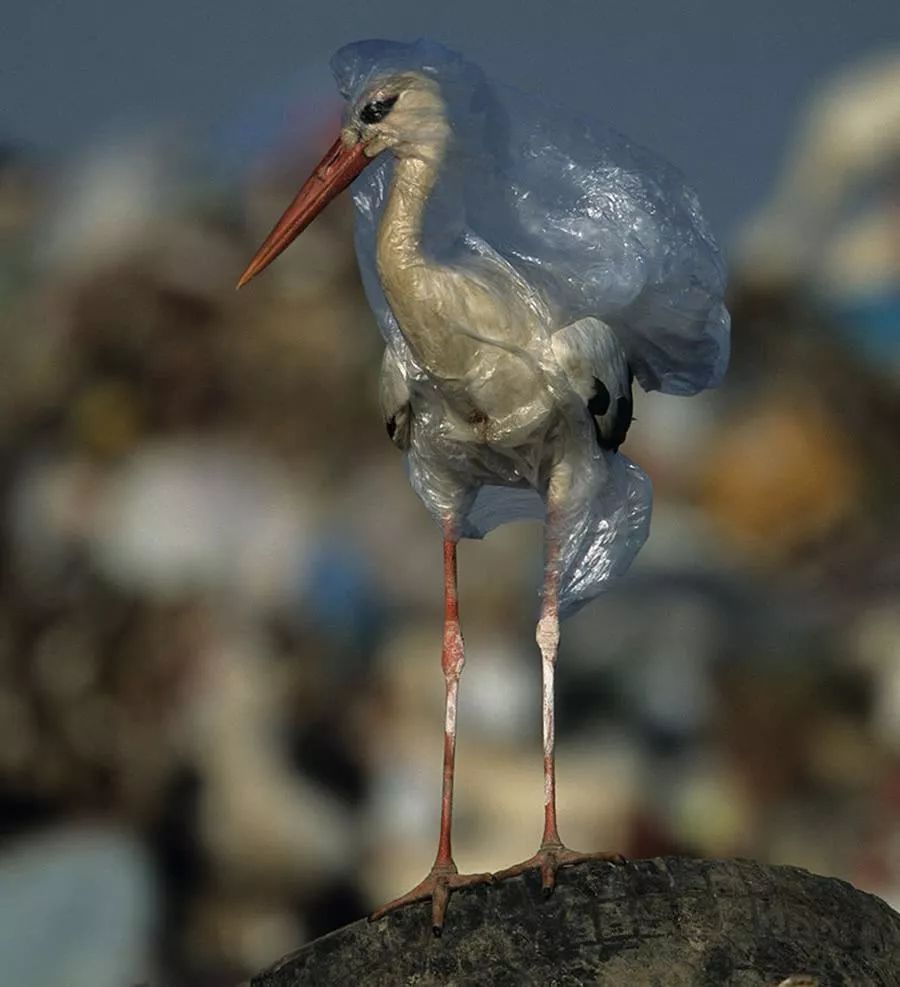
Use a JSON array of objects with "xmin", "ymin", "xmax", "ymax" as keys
[
  {"xmin": 536, "ymin": 611, "xmax": 560, "ymax": 663},
  {"xmin": 442, "ymin": 623, "xmax": 465, "ymax": 680}
]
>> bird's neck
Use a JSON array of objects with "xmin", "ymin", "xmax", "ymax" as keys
[
  {"xmin": 377, "ymin": 152, "xmax": 441, "ymax": 269},
  {"xmin": 376, "ymin": 145, "xmax": 476, "ymax": 377}
]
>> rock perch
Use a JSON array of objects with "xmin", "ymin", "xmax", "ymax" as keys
[{"xmin": 251, "ymin": 857, "xmax": 900, "ymax": 986}]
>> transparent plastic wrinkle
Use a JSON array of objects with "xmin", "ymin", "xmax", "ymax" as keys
[{"xmin": 334, "ymin": 39, "xmax": 726, "ymax": 615}]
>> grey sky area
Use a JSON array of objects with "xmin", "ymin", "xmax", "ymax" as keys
[{"xmin": 4, "ymin": 0, "xmax": 900, "ymax": 238}]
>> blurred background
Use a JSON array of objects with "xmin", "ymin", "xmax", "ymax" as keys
[{"xmin": 3, "ymin": 1, "xmax": 900, "ymax": 983}]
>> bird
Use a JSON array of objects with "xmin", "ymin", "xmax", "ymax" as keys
[{"xmin": 237, "ymin": 39, "xmax": 729, "ymax": 934}]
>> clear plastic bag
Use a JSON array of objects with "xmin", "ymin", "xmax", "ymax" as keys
[{"xmin": 333, "ymin": 39, "xmax": 729, "ymax": 614}]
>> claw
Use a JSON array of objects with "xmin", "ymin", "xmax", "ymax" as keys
[
  {"xmin": 494, "ymin": 843, "xmax": 624, "ymax": 894},
  {"xmin": 541, "ymin": 853, "xmax": 556, "ymax": 895},
  {"xmin": 369, "ymin": 863, "xmax": 493, "ymax": 934},
  {"xmin": 431, "ymin": 878, "xmax": 450, "ymax": 935}
]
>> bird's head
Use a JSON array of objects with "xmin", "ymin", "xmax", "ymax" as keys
[
  {"xmin": 237, "ymin": 71, "xmax": 448, "ymax": 288},
  {"xmin": 348, "ymin": 72, "xmax": 450, "ymax": 160}
]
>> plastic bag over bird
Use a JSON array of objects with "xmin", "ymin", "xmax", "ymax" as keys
[
  {"xmin": 334, "ymin": 39, "xmax": 729, "ymax": 394},
  {"xmin": 331, "ymin": 39, "xmax": 730, "ymax": 614}
]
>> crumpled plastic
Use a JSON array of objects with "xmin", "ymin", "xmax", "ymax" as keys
[{"xmin": 331, "ymin": 38, "xmax": 730, "ymax": 615}]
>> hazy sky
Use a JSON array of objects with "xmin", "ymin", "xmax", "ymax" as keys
[{"xmin": 5, "ymin": 0, "xmax": 900, "ymax": 238}]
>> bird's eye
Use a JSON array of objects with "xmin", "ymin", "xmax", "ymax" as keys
[{"xmin": 360, "ymin": 95, "xmax": 398, "ymax": 125}]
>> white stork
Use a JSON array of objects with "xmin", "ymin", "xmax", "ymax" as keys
[{"xmin": 238, "ymin": 40, "xmax": 728, "ymax": 933}]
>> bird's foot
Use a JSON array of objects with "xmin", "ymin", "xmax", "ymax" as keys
[
  {"xmin": 369, "ymin": 860, "xmax": 494, "ymax": 935},
  {"xmin": 493, "ymin": 842, "xmax": 625, "ymax": 896}
]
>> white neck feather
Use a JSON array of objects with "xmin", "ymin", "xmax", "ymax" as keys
[
  {"xmin": 375, "ymin": 137, "xmax": 481, "ymax": 377},
  {"xmin": 377, "ymin": 147, "xmax": 443, "ymax": 271}
]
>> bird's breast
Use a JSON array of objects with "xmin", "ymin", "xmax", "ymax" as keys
[{"xmin": 378, "ymin": 246, "xmax": 559, "ymax": 442}]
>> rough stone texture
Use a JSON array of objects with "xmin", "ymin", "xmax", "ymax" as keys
[{"xmin": 251, "ymin": 857, "xmax": 900, "ymax": 986}]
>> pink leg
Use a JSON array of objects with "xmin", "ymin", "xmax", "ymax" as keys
[
  {"xmin": 370, "ymin": 535, "xmax": 492, "ymax": 934},
  {"xmin": 537, "ymin": 538, "xmax": 563, "ymax": 848},
  {"xmin": 436, "ymin": 535, "xmax": 465, "ymax": 866},
  {"xmin": 495, "ymin": 499, "xmax": 624, "ymax": 893}
]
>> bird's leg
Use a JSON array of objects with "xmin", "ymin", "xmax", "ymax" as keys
[
  {"xmin": 370, "ymin": 534, "xmax": 492, "ymax": 935},
  {"xmin": 495, "ymin": 493, "xmax": 624, "ymax": 894},
  {"xmin": 538, "ymin": 538, "xmax": 564, "ymax": 848}
]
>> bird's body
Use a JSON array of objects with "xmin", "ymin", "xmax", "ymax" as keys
[
  {"xmin": 369, "ymin": 80, "xmax": 649, "ymax": 603},
  {"xmin": 379, "ymin": 229, "xmax": 558, "ymax": 452},
  {"xmin": 376, "ymin": 116, "xmax": 553, "ymax": 435},
  {"xmin": 238, "ymin": 38, "xmax": 729, "ymax": 933}
]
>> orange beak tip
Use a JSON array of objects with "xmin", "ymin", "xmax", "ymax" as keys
[{"xmin": 237, "ymin": 136, "xmax": 371, "ymax": 287}]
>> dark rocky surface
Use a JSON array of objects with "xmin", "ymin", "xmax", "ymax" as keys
[{"xmin": 251, "ymin": 857, "xmax": 900, "ymax": 986}]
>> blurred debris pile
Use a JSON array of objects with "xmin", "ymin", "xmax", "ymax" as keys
[{"xmin": 0, "ymin": 53, "xmax": 898, "ymax": 986}]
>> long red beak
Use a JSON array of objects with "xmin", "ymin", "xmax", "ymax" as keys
[{"xmin": 236, "ymin": 136, "xmax": 371, "ymax": 289}]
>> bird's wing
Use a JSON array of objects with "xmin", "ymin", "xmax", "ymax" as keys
[
  {"xmin": 379, "ymin": 343, "xmax": 412, "ymax": 450},
  {"xmin": 552, "ymin": 318, "xmax": 633, "ymax": 451},
  {"xmin": 485, "ymin": 109, "xmax": 731, "ymax": 398}
]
